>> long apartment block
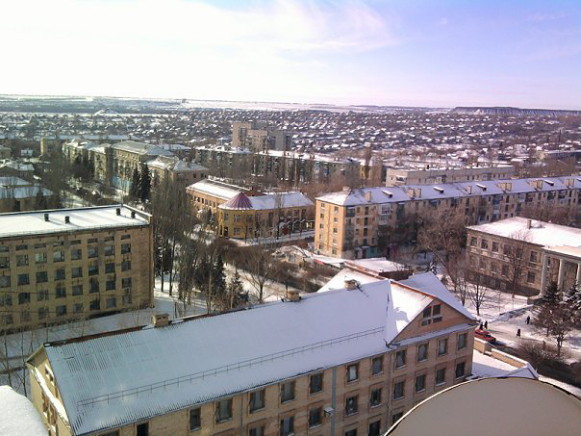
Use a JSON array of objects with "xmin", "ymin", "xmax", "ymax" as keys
[
  {"xmin": 315, "ymin": 176, "xmax": 581, "ymax": 259},
  {"xmin": 27, "ymin": 273, "xmax": 475, "ymax": 436},
  {"xmin": 0, "ymin": 205, "xmax": 153, "ymax": 332}
]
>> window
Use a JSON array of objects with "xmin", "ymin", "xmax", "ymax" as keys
[
  {"xmin": 455, "ymin": 361, "xmax": 466, "ymax": 379},
  {"xmin": 415, "ymin": 374, "xmax": 426, "ymax": 392},
  {"xmin": 249, "ymin": 389, "xmax": 265, "ymax": 412},
  {"xmin": 530, "ymin": 251, "xmax": 538, "ymax": 263},
  {"xmin": 37, "ymin": 289, "xmax": 48, "ymax": 301},
  {"xmin": 0, "ymin": 257, "xmax": 8, "ymax": 268},
  {"xmin": 438, "ymin": 338, "xmax": 448, "ymax": 356},
  {"xmin": 492, "ymin": 241, "xmax": 499, "ymax": 252},
  {"xmin": 371, "ymin": 356, "xmax": 383, "ymax": 375},
  {"xmin": 457, "ymin": 333, "xmax": 467, "ymax": 350},
  {"xmin": 346, "ymin": 364, "xmax": 358, "ymax": 382},
  {"xmin": 20, "ymin": 310, "xmax": 31, "ymax": 323},
  {"xmin": 56, "ymin": 305, "xmax": 67, "ymax": 317},
  {"xmin": 395, "ymin": 350, "xmax": 406, "ymax": 368},
  {"xmin": 71, "ymin": 248, "xmax": 82, "ymax": 260},
  {"xmin": 436, "ymin": 368, "xmax": 446, "ymax": 385},
  {"xmin": 527, "ymin": 271, "xmax": 536, "ymax": 283},
  {"xmin": 345, "ymin": 430, "xmax": 357, "ymax": 436},
  {"xmin": 73, "ymin": 303, "xmax": 83, "ymax": 314},
  {"xmin": 36, "ymin": 271, "xmax": 48, "ymax": 283},
  {"xmin": 1, "ymin": 314, "xmax": 13, "ymax": 325},
  {"xmin": 121, "ymin": 260, "xmax": 131, "ymax": 272},
  {"xmin": 121, "ymin": 234, "xmax": 131, "ymax": 240},
  {"xmin": 392, "ymin": 412, "xmax": 404, "ymax": 424},
  {"xmin": 106, "ymin": 279, "xmax": 116, "ymax": 291},
  {"xmin": 345, "ymin": 395, "xmax": 358, "ymax": 415},
  {"xmin": 90, "ymin": 299, "xmax": 100, "ymax": 311},
  {"xmin": 280, "ymin": 416, "xmax": 294, "ymax": 436},
  {"xmin": 105, "ymin": 263, "xmax": 115, "ymax": 273},
  {"xmin": 90, "ymin": 279, "xmax": 99, "ymax": 293},
  {"xmin": 18, "ymin": 273, "xmax": 29, "ymax": 285},
  {"xmin": 121, "ymin": 243, "xmax": 131, "ymax": 254},
  {"xmin": 0, "ymin": 294, "xmax": 12, "ymax": 306},
  {"xmin": 470, "ymin": 237, "xmax": 477, "ymax": 246},
  {"xmin": 72, "ymin": 267, "xmax": 83, "ymax": 278},
  {"xmin": 53, "ymin": 250, "xmax": 64, "ymax": 262},
  {"xmin": 54, "ymin": 269, "xmax": 65, "ymax": 280},
  {"xmin": 480, "ymin": 239, "xmax": 488, "ymax": 249},
  {"xmin": 72, "ymin": 285, "xmax": 83, "ymax": 296},
  {"xmin": 0, "ymin": 276, "xmax": 10, "ymax": 288},
  {"xmin": 106, "ymin": 297, "xmax": 116, "ymax": 308},
  {"xmin": 189, "ymin": 408, "xmax": 201, "ymax": 431},
  {"xmin": 310, "ymin": 373, "xmax": 323, "ymax": 394},
  {"xmin": 104, "ymin": 245, "xmax": 115, "ymax": 256},
  {"xmin": 421, "ymin": 304, "xmax": 442, "ymax": 325},
  {"xmin": 16, "ymin": 255, "xmax": 29, "ymax": 266},
  {"xmin": 393, "ymin": 381, "xmax": 405, "ymax": 400},
  {"xmin": 249, "ymin": 426, "xmax": 265, "ymax": 436},
  {"xmin": 417, "ymin": 343, "xmax": 428, "ymax": 362},
  {"xmin": 89, "ymin": 264, "xmax": 99, "ymax": 276},
  {"xmin": 55, "ymin": 285, "xmax": 66, "ymax": 299},
  {"xmin": 308, "ymin": 407, "xmax": 322, "ymax": 427},
  {"xmin": 215, "ymin": 398, "xmax": 232, "ymax": 422},
  {"xmin": 369, "ymin": 421, "xmax": 381, "ymax": 436},
  {"xmin": 38, "ymin": 307, "xmax": 48, "ymax": 320},
  {"xmin": 15, "ymin": 244, "xmax": 27, "ymax": 251},
  {"xmin": 122, "ymin": 278, "xmax": 132, "ymax": 289},
  {"xmin": 18, "ymin": 292, "xmax": 31, "ymax": 305},
  {"xmin": 501, "ymin": 264, "xmax": 509, "ymax": 276},
  {"xmin": 370, "ymin": 388, "xmax": 382, "ymax": 407},
  {"xmin": 280, "ymin": 381, "xmax": 295, "ymax": 403},
  {"xmin": 88, "ymin": 247, "xmax": 98, "ymax": 258},
  {"xmin": 136, "ymin": 422, "xmax": 148, "ymax": 436}
]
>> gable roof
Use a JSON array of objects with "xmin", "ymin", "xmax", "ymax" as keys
[{"xmin": 38, "ymin": 275, "xmax": 471, "ymax": 435}]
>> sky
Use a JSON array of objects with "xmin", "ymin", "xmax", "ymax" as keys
[{"xmin": 0, "ymin": 0, "xmax": 580, "ymax": 109}]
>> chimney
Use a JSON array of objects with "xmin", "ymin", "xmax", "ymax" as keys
[
  {"xmin": 131, "ymin": 211, "xmax": 136, "ymax": 219},
  {"xmin": 365, "ymin": 191, "xmax": 372, "ymax": 202},
  {"xmin": 527, "ymin": 219, "xmax": 532, "ymax": 229},
  {"xmin": 116, "ymin": 207, "xmax": 121, "ymax": 216},
  {"xmin": 152, "ymin": 313, "xmax": 169, "ymax": 327},
  {"xmin": 286, "ymin": 289, "xmax": 301, "ymax": 302},
  {"xmin": 64, "ymin": 216, "xmax": 70, "ymax": 224},
  {"xmin": 44, "ymin": 213, "xmax": 49, "ymax": 222},
  {"xmin": 344, "ymin": 279, "xmax": 359, "ymax": 291}
]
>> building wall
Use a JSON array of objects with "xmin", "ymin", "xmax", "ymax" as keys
[
  {"xmin": 30, "ymin": 318, "xmax": 474, "ymax": 436},
  {"xmin": 385, "ymin": 166, "xmax": 516, "ymax": 186},
  {"xmin": 315, "ymin": 179, "xmax": 581, "ymax": 259},
  {"xmin": 0, "ymin": 218, "xmax": 153, "ymax": 332}
]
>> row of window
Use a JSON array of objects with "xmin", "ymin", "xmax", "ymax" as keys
[
  {"xmin": 469, "ymin": 236, "xmax": 539, "ymax": 263},
  {"xmin": 393, "ymin": 333, "xmax": 467, "ymax": 369},
  {"xmin": 0, "ymin": 269, "xmax": 131, "ymax": 289}
]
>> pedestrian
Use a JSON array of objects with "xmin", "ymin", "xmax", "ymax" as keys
[
  {"xmin": 517, "ymin": 328, "xmax": 521, "ymax": 337},
  {"xmin": 479, "ymin": 322, "xmax": 484, "ymax": 330},
  {"xmin": 526, "ymin": 315, "xmax": 530, "ymax": 325},
  {"xmin": 484, "ymin": 321, "xmax": 488, "ymax": 329}
]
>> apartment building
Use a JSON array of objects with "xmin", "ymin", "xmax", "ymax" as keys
[
  {"xmin": 231, "ymin": 121, "xmax": 293, "ymax": 152},
  {"xmin": 185, "ymin": 178, "xmax": 251, "ymax": 219},
  {"xmin": 385, "ymin": 165, "xmax": 515, "ymax": 186},
  {"xmin": 27, "ymin": 272, "xmax": 475, "ymax": 436},
  {"xmin": 315, "ymin": 176, "xmax": 581, "ymax": 259},
  {"xmin": 217, "ymin": 191, "xmax": 314, "ymax": 239},
  {"xmin": 0, "ymin": 176, "xmax": 54, "ymax": 213},
  {"xmin": 0, "ymin": 205, "xmax": 153, "ymax": 332},
  {"xmin": 146, "ymin": 156, "xmax": 208, "ymax": 189},
  {"xmin": 466, "ymin": 218, "xmax": 581, "ymax": 296}
]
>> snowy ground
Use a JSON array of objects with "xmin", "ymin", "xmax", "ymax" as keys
[{"xmin": 0, "ymin": 275, "xmax": 206, "ymax": 395}]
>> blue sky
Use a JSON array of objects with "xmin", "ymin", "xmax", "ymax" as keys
[{"xmin": 1, "ymin": 0, "xmax": 579, "ymax": 109}]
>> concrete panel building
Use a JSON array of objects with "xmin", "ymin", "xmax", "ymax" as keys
[
  {"xmin": 0, "ymin": 205, "xmax": 153, "ymax": 332},
  {"xmin": 27, "ymin": 273, "xmax": 475, "ymax": 436}
]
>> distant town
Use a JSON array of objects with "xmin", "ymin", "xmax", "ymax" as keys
[{"xmin": 0, "ymin": 95, "xmax": 579, "ymax": 436}]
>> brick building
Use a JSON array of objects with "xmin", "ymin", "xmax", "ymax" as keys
[
  {"xmin": 0, "ymin": 205, "xmax": 153, "ymax": 332},
  {"xmin": 27, "ymin": 273, "xmax": 475, "ymax": 436}
]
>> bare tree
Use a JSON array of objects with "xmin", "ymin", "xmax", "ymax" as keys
[
  {"xmin": 503, "ymin": 229, "xmax": 530, "ymax": 297},
  {"xmin": 239, "ymin": 247, "xmax": 280, "ymax": 304},
  {"xmin": 468, "ymin": 269, "xmax": 489, "ymax": 316}
]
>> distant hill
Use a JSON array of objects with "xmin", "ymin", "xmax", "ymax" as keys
[{"xmin": 451, "ymin": 106, "xmax": 581, "ymax": 116}]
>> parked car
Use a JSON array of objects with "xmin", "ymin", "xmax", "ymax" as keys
[{"xmin": 475, "ymin": 329, "xmax": 496, "ymax": 343}]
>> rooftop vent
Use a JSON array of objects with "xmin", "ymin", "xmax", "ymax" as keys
[
  {"xmin": 434, "ymin": 187, "xmax": 444, "ymax": 194},
  {"xmin": 131, "ymin": 211, "xmax": 136, "ymax": 219},
  {"xmin": 476, "ymin": 183, "xmax": 487, "ymax": 191},
  {"xmin": 116, "ymin": 208, "xmax": 121, "ymax": 216},
  {"xmin": 285, "ymin": 289, "xmax": 301, "ymax": 302},
  {"xmin": 64, "ymin": 216, "xmax": 70, "ymax": 224},
  {"xmin": 344, "ymin": 279, "xmax": 360, "ymax": 291},
  {"xmin": 44, "ymin": 213, "xmax": 49, "ymax": 222},
  {"xmin": 152, "ymin": 313, "xmax": 169, "ymax": 328}
]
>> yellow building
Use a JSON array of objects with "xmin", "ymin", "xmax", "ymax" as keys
[
  {"xmin": 185, "ymin": 178, "xmax": 250, "ymax": 220},
  {"xmin": 217, "ymin": 191, "xmax": 314, "ymax": 239},
  {"xmin": 27, "ymin": 272, "xmax": 476, "ymax": 436},
  {"xmin": 0, "ymin": 205, "xmax": 153, "ymax": 332},
  {"xmin": 315, "ymin": 176, "xmax": 581, "ymax": 259}
]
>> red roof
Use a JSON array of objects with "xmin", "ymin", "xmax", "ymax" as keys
[{"xmin": 221, "ymin": 192, "xmax": 254, "ymax": 210}]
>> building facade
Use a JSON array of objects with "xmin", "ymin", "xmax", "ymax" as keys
[
  {"xmin": 315, "ymin": 176, "xmax": 581, "ymax": 259},
  {"xmin": 217, "ymin": 191, "xmax": 314, "ymax": 239},
  {"xmin": 0, "ymin": 205, "xmax": 153, "ymax": 332},
  {"xmin": 385, "ymin": 165, "xmax": 515, "ymax": 186},
  {"xmin": 465, "ymin": 218, "xmax": 581, "ymax": 296},
  {"xmin": 27, "ymin": 273, "xmax": 475, "ymax": 436}
]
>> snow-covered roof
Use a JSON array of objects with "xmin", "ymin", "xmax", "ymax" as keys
[
  {"xmin": 316, "ymin": 176, "xmax": 581, "ymax": 206},
  {"xmin": 248, "ymin": 192, "xmax": 314, "ymax": 210},
  {"xmin": 111, "ymin": 140, "xmax": 174, "ymax": 157},
  {"xmin": 0, "ymin": 205, "xmax": 149, "ymax": 239},
  {"xmin": 146, "ymin": 156, "xmax": 207, "ymax": 172},
  {"xmin": 467, "ymin": 217, "xmax": 581, "ymax": 248},
  {"xmin": 0, "ymin": 185, "xmax": 52, "ymax": 200},
  {"xmin": 472, "ymin": 350, "xmax": 538, "ymax": 379},
  {"xmin": 318, "ymin": 267, "xmax": 385, "ymax": 292},
  {"xmin": 344, "ymin": 258, "xmax": 407, "ymax": 275},
  {"xmin": 0, "ymin": 386, "xmax": 46, "ymax": 436},
  {"xmin": 41, "ymin": 276, "xmax": 472, "ymax": 435},
  {"xmin": 0, "ymin": 176, "xmax": 31, "ymax": 187},
  {"xmin": 186, "ymin": 178, "xmax": 246, "ymax": 200}
]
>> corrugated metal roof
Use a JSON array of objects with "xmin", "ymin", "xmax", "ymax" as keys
[{"xmin": 43, "ymin": 276, "xmax": 468, "ymax": 435}]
